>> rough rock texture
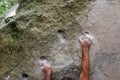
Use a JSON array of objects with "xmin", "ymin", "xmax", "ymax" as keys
[
  {"xmin": 1, "ymin": 0, "xmax": 120, "ymax": 80},
  {"xmin": 0, "ymin": 0, "xmax": 95, "ymax": 80}
]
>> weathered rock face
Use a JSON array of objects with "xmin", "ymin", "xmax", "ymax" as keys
[
  {"xmin": 1, "ymin": 0, "xmax": 120, "ymax": 80},
  {"xmin": 0, "ymin": 0, "xmax": 95, "ymax": 80},
  {"xmin": 80, "ymin": 0, "xmax": 120, "ymax": 80}
]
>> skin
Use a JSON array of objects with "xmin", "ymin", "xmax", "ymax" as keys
[
  {"xmin": 42, "ymin": 36, "xmax": 92, "ymax": 80},
  {"xmin": 42, "ymin": 60, "xmax": 51, "ymax": 80},
  {"xmin": 79, "ymin": 37, "xmax": 92, "ymax": 80}
]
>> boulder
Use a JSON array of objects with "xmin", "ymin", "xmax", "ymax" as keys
[{"xmin": 2, "ymin": 0, "xmax": 114, "ymax": 80}]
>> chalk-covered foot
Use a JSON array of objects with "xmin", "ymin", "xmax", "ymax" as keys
[
  {"xmin": 79, "ymin": 34, "xmax": 92, "ymax": 48},
  {"xmin": 42, "ymin": 60, "xmax": 51, "ymax": 75}
]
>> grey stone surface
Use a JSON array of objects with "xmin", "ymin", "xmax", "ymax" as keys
[
  {"xmin": 0, "ymin": 0, "xmax": 120, "ymax": 80},
  {"xmin": 0, "ymin": 0, "xmax": 94, "ymax": 80},
  {"xmin": 80, "ymin": 0, "xmax": 120, "ymax": 80}
]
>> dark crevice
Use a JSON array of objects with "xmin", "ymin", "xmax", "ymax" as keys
[
  {"xmin": 22, "ymin": 73, "xmax": 28, "ymax": 78},
  {"xmin": 40, "ymin": 55, "xmax": 46, "ymax": 60},
  {"xmin": 57, "ymin": 30, "xmax": 65, "ymax": 34},
  {"xmin": 84, "ymin": 31, "xmax": 89, "ymax": 35}
]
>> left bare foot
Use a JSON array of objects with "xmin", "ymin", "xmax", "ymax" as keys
[{"xmin": 42, "ymin": 60, "xmax": 51, "ymax": 75}]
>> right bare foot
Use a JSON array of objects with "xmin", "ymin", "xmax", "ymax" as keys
[{"xmin": 79, "ymin": 35, "xmax": 92, "ymax": 48}]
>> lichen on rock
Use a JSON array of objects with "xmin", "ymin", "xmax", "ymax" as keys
[{"xmin": 0, "ymin": 0, "xmax": 95, "ymax": 80}]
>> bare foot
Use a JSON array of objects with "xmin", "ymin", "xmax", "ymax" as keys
[
  {"xmin": 79, "ymin": 35, "xmax": 92, "ymax": 48},
  {"xmin": 42, "ymin": 60, "xmax": 51, "ymax": 75}
]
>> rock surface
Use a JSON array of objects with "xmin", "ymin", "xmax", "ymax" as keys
[
  {"xmin": 0, "ymin": 0, "xmax": 120, "ymax": 80},
  {"xmin": 80, "ymin": 0, "xmax": 120, "ymax": 80}
]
